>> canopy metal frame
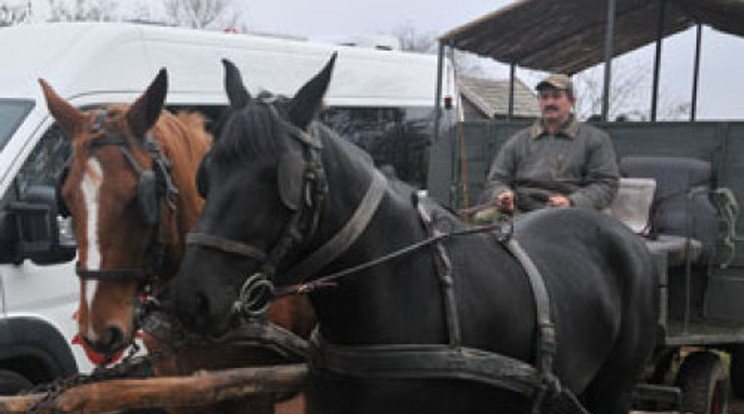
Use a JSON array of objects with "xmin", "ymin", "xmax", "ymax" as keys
[{"xmin": 433, "ymin": 0, "xmax": 738, "ymax": 128}]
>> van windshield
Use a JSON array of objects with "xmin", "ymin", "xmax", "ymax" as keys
[{"xmin": 0, "ymin": 99, "xmax": 34, "ymax": 153}]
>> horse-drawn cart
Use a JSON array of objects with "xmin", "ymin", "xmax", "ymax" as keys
[{"xmin": 430, "ymin": 1, "xmax": 744, "ymax": 413}]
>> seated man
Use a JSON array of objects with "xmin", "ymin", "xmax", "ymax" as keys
[{"xmin": 481, "ymin": 73, "xmax": 619, "ymax": 215}]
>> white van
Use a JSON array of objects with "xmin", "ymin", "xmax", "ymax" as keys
[{"xmin": 0, "ymin": 21, "xmax": 459, "ymax": 390}]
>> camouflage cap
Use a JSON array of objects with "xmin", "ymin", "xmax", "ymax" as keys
[{"xmin": 536, "ymin": 74, "xmax": 573, "ymax": 95}]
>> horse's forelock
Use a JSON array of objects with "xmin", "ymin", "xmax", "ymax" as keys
[{"xmin": 213, "ymin": 102, "xmax": 289, "ymax": 165}]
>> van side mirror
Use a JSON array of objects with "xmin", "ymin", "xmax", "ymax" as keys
[{"xmin": 0, "ymin": 185, "xmax": 76, "ymax": 265}]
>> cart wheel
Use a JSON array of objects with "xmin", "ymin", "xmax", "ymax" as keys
[
  {"xmin": 677, "ymin": 351, "xmax": 730, "ymax": 414},
  {"xmin": 0, "ymin": 370, "xmax": 32, "ymax": 395},
  {"xmin": 729, "ymin": 345, "xmax": 744, "ymax": 398}
]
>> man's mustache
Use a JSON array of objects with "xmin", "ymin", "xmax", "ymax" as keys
[{"xmin": 544, "ymin": 105, "xmax": 559, "ymax": 111}]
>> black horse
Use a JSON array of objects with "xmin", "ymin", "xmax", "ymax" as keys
[{"xmin": 168, "ymin": 55, "xmax": 659, "ymax": 414}]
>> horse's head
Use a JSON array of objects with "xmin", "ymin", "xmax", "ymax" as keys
[
  {"xmin": 170, "ymin": 55, "xmax": 336, "ymax": 337},
  {"xmin": 40, "ymin": 70, "xmax": 173, "ymax": 357}
]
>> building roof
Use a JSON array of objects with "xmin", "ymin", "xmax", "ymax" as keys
[
  {"xmin": 458, "ymin": 76, "xmax": 540, "ymax": 118},
  {"xmin": 440, "ymin": 0, "xmax": 744, "ymax": 74}
]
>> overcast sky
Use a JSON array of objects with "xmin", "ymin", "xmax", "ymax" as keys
[
  {"xmin": 242, "ymin": 0, "xmax": 502, "ymax": 40},
  {"xmin": 15, "ymin": 0, "xmax": 744, "ymax": 120},
  {"xmin": 238, "ymin": 0, "xmax": 744, "ymax": 121}
]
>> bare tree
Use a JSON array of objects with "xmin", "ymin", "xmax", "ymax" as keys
[
  {"xmin": 659, "ymin": 99, "xmax": 692, "ymax": 121},
  {"xmin": 571, "ymin": 60, "xmax": 694, "ymax": 121},
  {"xmin": 390, "ymin": 22, "xmax": 436, "ymax": 53},
  {"xmin": 46, "ymin": 0, "xmax": 120, "ymax": 22},
  {"xmin": 163, "ymin": 0, "xmax": 242, "ymax": 30},
  {"xmin": 572, "ymin": 58, "xmax": 651, "ymax": 121},
  {"xmin": 0, "ymin": 1, "xmax": 31, "ymax": 26}
]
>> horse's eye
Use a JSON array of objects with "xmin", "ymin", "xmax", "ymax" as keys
[
  {"xmin": 195, "ymin": 155, "xmax": 210, "ymax": 198},
  {"xmin": 196, "ymin": 174, "xmax": 209, "ymax": 198}
]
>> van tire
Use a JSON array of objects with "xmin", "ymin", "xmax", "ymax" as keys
[{"xmin": 0, "ymin": 370, "xmax": 33, "ymax": 395}]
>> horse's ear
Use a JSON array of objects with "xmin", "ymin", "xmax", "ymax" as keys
[
  {"xmin": 39, "ymin": 78, "xmax": 85, "ymax": 137},
  {"xmin": 287, "ymin": 52, "xmax": 337, "ymax": 130},
  {"xmin": 127, "ymin": 68, "xmax": 168, "ymax": 139},
  {"xmin": 222, "ymin": 59, "xmax": 251, "ymax": 109}
]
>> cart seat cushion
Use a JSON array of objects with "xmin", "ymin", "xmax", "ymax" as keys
[
  {"xmin": 620, "ymin": 156, "xmax": 717, "ymax": 264},
  {"xmin": 604, "ymin": 177, "xmax": 657, "ymax": 234}
]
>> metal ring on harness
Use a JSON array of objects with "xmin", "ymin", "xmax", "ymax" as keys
[{"xmin": 233, "ymin": 273, "xmax": 275, "ymax": 317}]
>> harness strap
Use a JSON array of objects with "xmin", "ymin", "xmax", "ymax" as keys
[
  {"xmin": 186, "ymin": 232, "xmax": 268, "ymax": 261},
  {"xmin": 142, "ymin": 310, "xmax": 309, "ymax": 363},
  {"xmin": 415, "ymin": 195, "xmax": 461, "ymax": 346},
  {"xmin": 310, "ymin": 329, "xmax": 538, "ymax": 396},
  {"xmin": 305, "ymin": 199, "xmax": 562, "ymax": 407},
  {"xmin": 283, "ymin": 169, "xmax": 388, "ymax": 280},
  {"xmin": 76, "ymin": 263, "xmax": 151, "ymax": 282},
  {"xmin": 216, "ymin": 318, "xmax": 309, "ymax": 362},
  {"xmin": 503, "ymin": 238, "xmax": 559, "ymax": 412}
]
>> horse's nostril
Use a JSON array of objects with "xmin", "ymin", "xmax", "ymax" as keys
[
  {"xmin": 105, "ymin": 325, "xmax": 125, "ymax": 349},
  {"xmin": 196, "ymin": 292, "xmax": 211, "ymax": 317}
]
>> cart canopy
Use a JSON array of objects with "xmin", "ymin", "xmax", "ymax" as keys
[{"xmin": 440, "ymin": 0, "xmax": 744, "ymax": 74}]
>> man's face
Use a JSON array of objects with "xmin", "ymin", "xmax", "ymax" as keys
[{"xmin": 538, "ymin": 87, "xmax": 575, "ymax": 124}]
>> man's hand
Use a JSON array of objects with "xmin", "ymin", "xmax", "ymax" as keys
[
  {"xmin": 547, "ymin": 195, "xmax": 572, "ymax": 207},
  {"xmin": 496, "ymin": 190, "xmax": 515, "ymax": 213}
]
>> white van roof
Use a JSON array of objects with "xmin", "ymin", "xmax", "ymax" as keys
[{"xmin": 0, "ymin": 22, "xmax": 452, "ymax": 108}]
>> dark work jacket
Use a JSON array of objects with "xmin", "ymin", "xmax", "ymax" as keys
[{"xmin": 483, "ymin": 116, "xmax": 619, "ymax": 211}]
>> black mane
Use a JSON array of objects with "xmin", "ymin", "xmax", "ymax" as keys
[{"xmin": 213, "ymin": 93, "xmax": 375, "ymax": 171}]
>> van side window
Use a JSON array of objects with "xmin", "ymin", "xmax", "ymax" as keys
[
  {"xmin": 321, "ymin": 107, "xmax": 433, "ymax": 189},
  {"xmin": 15, "ymin": 124, "xmax": 71, "ymax": 198}
]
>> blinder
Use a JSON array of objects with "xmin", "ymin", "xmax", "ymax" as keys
[
  {"xmin": 135, "ymin": 169, "xmax": 159, "ymax": 226},
  {"xmin": 277, "ymin": 151, "xmax": 305, "ymax": 211}
]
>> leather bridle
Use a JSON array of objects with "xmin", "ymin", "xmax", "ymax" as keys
[
  {"xmin": 185, "ymin": 104, "xmax": 387, "ymax": 316},
  {"xmin": 64, "ymin": 111, "xmax": 179, "ymax": 286}
]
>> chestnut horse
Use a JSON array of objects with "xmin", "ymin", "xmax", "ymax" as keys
[{"xmin": 40, "ymin": 69, "xmax": 314, "ymax": 413}]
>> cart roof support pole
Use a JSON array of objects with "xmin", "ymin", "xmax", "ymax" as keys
[
  {"xmin": 690, "ymin": 23, "xmax": 702, "ymax": 122},
  {"xmin": 651, "ymin": 0, "xmax": 668, "ymax": 122},
  {"xmin": 434, "ymin": 41, "xmax": 445, "ymax": 142},
  {"xmin": 508, "ymin": 62, "xmax": 516, "ymax": 121},
  {"xmin": 602, "ymin": 0, "xmax": 617, "ymax": 122}
]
